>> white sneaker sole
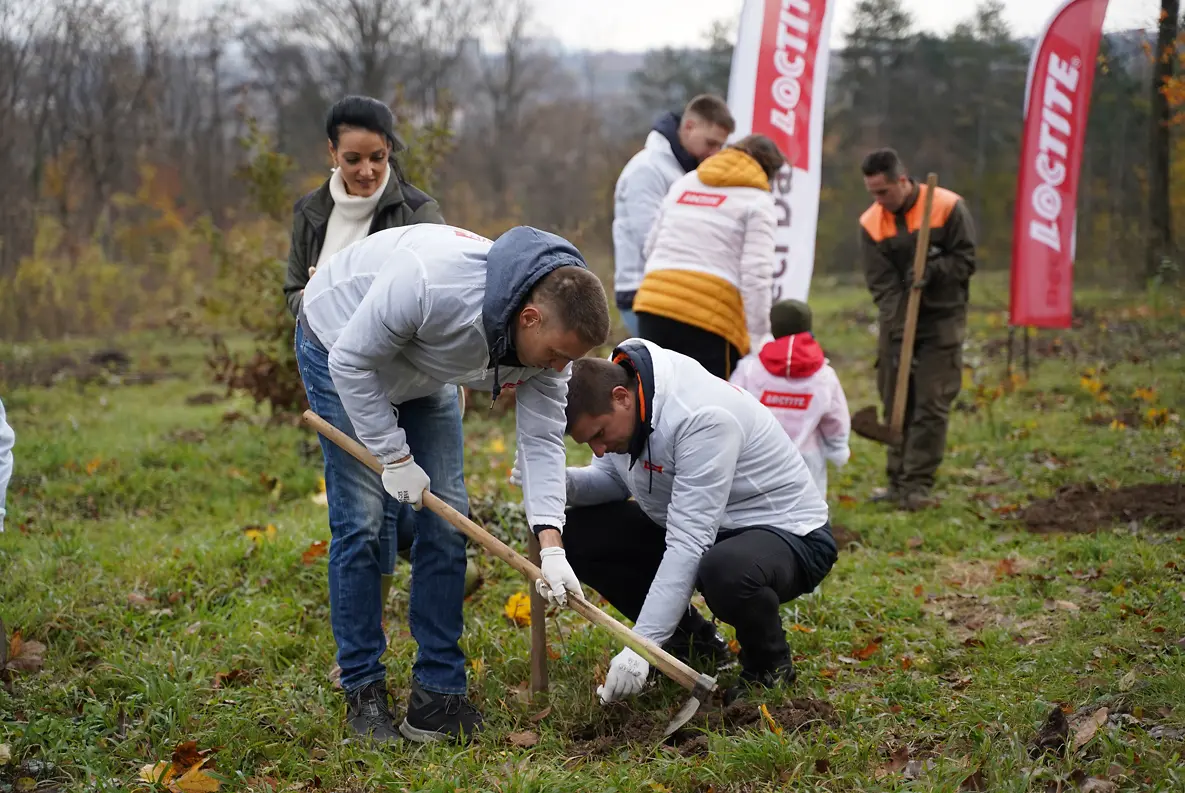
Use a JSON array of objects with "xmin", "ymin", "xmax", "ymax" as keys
[{"xmin": 398, "ymin": 718, "xmax": 450, "ymax": 743}]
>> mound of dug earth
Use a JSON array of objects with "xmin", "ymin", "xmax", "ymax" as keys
[
  {"xmin": 570, "ymin": 698, "xmax": 836, "ymax": 757},
  {"xmin": 1021, "ymin": 483, "xmax": 1185, "ymax": 534}
]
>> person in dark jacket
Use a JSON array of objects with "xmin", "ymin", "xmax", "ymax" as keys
[
  {"xmin": 859, "ymin": 148, "xmax": 977, "ymax": 510},
  {"xmin": 283, "ymin": 95, "xmax": 445, "ymax": 318}
]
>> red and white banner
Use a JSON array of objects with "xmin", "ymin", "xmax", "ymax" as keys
[
  {"xmin": 727, "ymin": 0, "xmax": 835, "ymax": 303},
  {"xmin": 1010, "ymin": 0, "xmax": 1110, "ymax": 328}
]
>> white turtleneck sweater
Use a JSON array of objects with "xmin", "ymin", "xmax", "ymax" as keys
[{"xmin": 315, "ymin": 165, "xmax": 392, "ymax": 269}]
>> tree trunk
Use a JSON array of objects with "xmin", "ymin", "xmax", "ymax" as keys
[{"xmin": 1148, "ymin": 0, "xmax": 1178, "ymax": 280}]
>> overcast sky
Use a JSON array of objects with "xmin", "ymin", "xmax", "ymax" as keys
[{"xmin": 529, "ymin": 0, "xmax": 1159, "ymax": 52}]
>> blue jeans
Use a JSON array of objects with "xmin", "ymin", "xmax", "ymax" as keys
[
  {"xmin": 619, "ymin": 308, "xmax": 639, "ymax": 336},
  {"xmin": 295, "ymin": 323, "xmax": 470, "ymax": 695}
]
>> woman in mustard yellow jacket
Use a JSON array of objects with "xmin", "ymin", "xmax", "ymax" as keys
[{"xmin": 633, "ymin": 134, "xmax": 786, "ymax": 378}]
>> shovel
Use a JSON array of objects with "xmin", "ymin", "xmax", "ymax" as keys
[
  {"xmin": 302, "ymin": 409, "xmax": 717, "ymax": 738},
  {"xmin": 851, "ymin": 172, "xmax": 940, "ymax": 446}
]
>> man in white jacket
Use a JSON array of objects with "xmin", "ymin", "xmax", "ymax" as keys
[
  {"xmin": 557, "ymin": 340, "xmax": 837, "ymax": 703},
  {"xmin": 297, "ymin": 224, "xmax": 609, "ymax": 743},
  {"xmin": 612, "ymin": 95, "xmax": 734, "ymax": 334}
]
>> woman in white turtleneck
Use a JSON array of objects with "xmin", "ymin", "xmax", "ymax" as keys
[
  {"xmin": 316, "ymin": 161, "xmax": 392, "ymax": 270},
  {"xmin": 283, "ymin": 95, "xmax": 446, "ymax": 320}
]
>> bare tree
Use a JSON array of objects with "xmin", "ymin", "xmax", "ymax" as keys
[{"xmin": 1148, "ymin": 0, "xmax": 1178, "ymax": 279}]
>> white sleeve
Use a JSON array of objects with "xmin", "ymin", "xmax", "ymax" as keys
[
  {"xmin": 514, "ymin": 366, "xmax": 571, "ymax": 530},
  {"xmin": 566, "ymin": 455, "xmax": 630, "ymax": 507},
  {"xmin": 327, "ymin": 251, "xmax": 427, "ymax": 465},
  {"xmin": 632, "ymin": 408, "xmax": 742, "ymax": 644},
  {"xmin": 626, "ymin": 165, "xmax": 670, "ymax": 262},
  {"xmin": 0, "ymin": 398, "xmax": 14, "ymax": 531},
  {"xmin": 818, "ymin": 368, "xmax": 852, "ymax": 466},
  {"xmin": 739, "ymin": 198, "xmax": 776, "ymax": 343}
]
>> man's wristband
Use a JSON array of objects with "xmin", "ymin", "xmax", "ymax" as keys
[{"xmin": 532, "ymin": 525, "xmax": 561, "ymax": 537}]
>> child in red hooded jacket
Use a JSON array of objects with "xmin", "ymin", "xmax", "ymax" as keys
[{"xmin": 730, "ymin": 299, "xmax": 851, "ymax": 498}]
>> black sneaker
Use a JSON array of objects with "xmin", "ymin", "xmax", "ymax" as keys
[
  {"xmin": 399, "ymin": 678, "xmax": 484, "ymax": 743},
  {"xmin": 723, "ymin": 661, "xmax": 798, "ymax": 705},
  {"xmin": 664, "ymin": 623, "xmax": 736, "ymax": 672},
  {"xmin": 868, "ymin": 486, "xmax": 900, "ymax": 504},
  {"xmin": 345, "ymin": 680, "xmax": 400, "ymax": 743}
]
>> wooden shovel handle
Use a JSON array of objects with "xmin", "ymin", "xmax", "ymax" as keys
[
  {"xmin": 889, "ymin": 172, "xmax": 939, "ymax": 442},
  {"xmin": 301, "ymin": 409, "xmax": 712, "ymax": 694}
]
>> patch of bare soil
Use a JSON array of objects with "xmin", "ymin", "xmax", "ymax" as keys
[
  {"xmin": 1020, "ymin": 483, "xmax": 1185, "ymax": 534},
  {"xmin": 568, "ymin": 698, "xmax": 836, "ymax": 757}
]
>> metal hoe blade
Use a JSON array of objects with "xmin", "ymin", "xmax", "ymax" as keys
[
  {"xmin": 661, "ymin": 694, "xmax": 704, "ymax": 738},
  {"xmin": 660, "ymin": 674, "xmax": 716, "ymax": 739}
]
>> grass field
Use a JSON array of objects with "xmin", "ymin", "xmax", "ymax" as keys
[{"xmin": 1, "ymin": 277, "xmax": 1184, "ymax": 793}]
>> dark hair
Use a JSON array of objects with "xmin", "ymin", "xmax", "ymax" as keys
[
  {"xmin": 861, "ymin": 148, "xmax": 904, "ymax": 179},
  {"xmin": 731, "ymin": 134, "xmax": 787, "ymax": 182},
  {"xmin": 528, "ymin": 267, "xmax": 611, "ymax": 348},
  {"xmin": 326, "ymin": 95, "xmax": 404, "ymax": 152},
  {"xmin": 564, "ymin": 357, "xmax": 631, "ymax": 432},
  {"xmin": 684, "ymin": 94, "xmax": 736, "ymax": 134}
]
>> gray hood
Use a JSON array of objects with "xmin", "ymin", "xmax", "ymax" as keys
[{"xmin": 482, "ymin": 226, "xmax": 588, "ymax": 399}]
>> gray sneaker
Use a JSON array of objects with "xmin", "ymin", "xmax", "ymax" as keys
[{"xmin": 345, "ymin": 681, "xmax": 400, "ymax": 743}]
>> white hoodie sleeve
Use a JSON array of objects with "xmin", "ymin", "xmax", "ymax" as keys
[
  {"xmin": 632, "ymin": 407, "xmax": 742, "ymax": 645},
  {"xmin": 514, "ymin": 366, "xmax": 572, "ymax": 530},
  {"xmin": 566, "ymin": 455, "xmax": 630, "ymax": 507},
  {"xmin": 818, "ymin": 367, "xmax": 852, "ymax": 467},
  {"xmin": 327, "ymin": 251, "xmax": 427, "ymax": 465},
  {"xmin": 626, "ymin": 164, "xmax": 671, "ymax": 264},
  {"xmin": 739, "ymin": 197, "xmax": 777, "ymax": 343},
  {"xmin": 0, "ymin": 398, "xmax": 13, "ymax": 532}
]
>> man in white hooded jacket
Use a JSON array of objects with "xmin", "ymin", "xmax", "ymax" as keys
[
  {"xmin": 555, "ymin": 340, "xmax": 837, "ymax": 702},
  {"xmin": 298, "ymin": 223, "xmax": 609, "ymax": 743}
]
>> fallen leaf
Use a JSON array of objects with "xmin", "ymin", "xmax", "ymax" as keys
[
  {"xmin": 995, "ymin": 558, "xmax": 1020, "ymax": 578},
  {"xmin": 1029, "ymin": 706, "xmax": 1069, "ymax": 758},
  {"xmin": 0, "ymin": 744, "xmax": 10, "ymax": 765},
  {"xmin": 759, "ymin": 703, "xmax": 783, "ymax": 735},
  {"xmin": 14, "ymin": 778, "xmax": 34, "ymax": 793},
  {"xmin": 173, "ymin": 759, "xmax": 221, "ymax": 792},
  {"xmin": 907, "ymin": 536, "xmax": 923, "ymax": 549},
  {"xmin": 913, "ymin": 584, "xmax": 924, "ymax": 598},
  {"xmin": 529, "ymin": 706, "xmax": 553, "ymax": 723},
  {"xmin": 507, "ymin": 731, "xmax": 539, "ymax": 748},
  {"xmin": 243, "ymin": 524, "xmax": 278, "ymax": 544},
  {"xmin": 875, "ymin": 746, "xmax": 911, "ymax": 778},
  {"xmin": 837, "ymin": 494, "xmax": 856, "ymax": 505},
  {"xmin": 127, "ymin": 592, "xmax": 153, "ymax": 607},
  {"xmin": 819, "ymin": 667, "xmax": 837, "ymax": 678},
  {"xmin": 789, "ymin": 624, "xmax": 815, "ymax": 633},
  {"xmin": 900, "ymin": 656, "xmax": 913, "ymax": 670},
  {"xmin": 1044, "ymin": 599, "xmax": 1080, "ymax": 612},
  {"xmin": 212, "ymin": 670, "xmax": 250, "ymax": 690},
  {"xmin": 963, "ymin": 637, "xmax": 986, "ymax": 648},
  {"xmin": 814, "ymin": 757, "xmax": 830, "ymax": 774},
  {"xmin": 727, "ymin": 638, "xmax": 740, "ymax": 654},
  {"xmin": 1078, "ymin": 779, "xmax": 1117, "ymax": 793},
  {"xmin": 960, "ymin": 766, "xmax": 987, "ymax": 791},
  {"xmin": 1119, "ymin": 669, "xmax": 1137, "ymax": 691},
  {"xmin": 889, "ymin": 704, "xmax": 903, "ymax": 714},
  {"xmin": 503, "ymin": 592, "xmax": 532, "ymax": 627},
  {"xmin": 1072, "ymin": 707, "xmax": 1108, "ymax": 751},
  {"xmin": 301, "ymin": 540, "xmax": 328, "ymax": 565},
  {"xmin": 903, "ymin": 759, "xmax": 927, "ymax": 780},
  {"xmin": 5, "ymin": 631, "xmax": 47, "ymax": 674},
  {"xmin": 141, "ymin": 762, "xmax": 177, "ymax": 786},
  {"xmin": 837, "ymin": 655, "xmax": 858, "ymax": 665},
  {"xmin": 852, "ymin": 638, "xmax": 882, "ymax": 661},
  {"xmin": 85, "ymin": 456, "xmax": 103, "ymax": 475},
  {"xmin": 546, "ymin": 647, "xmax": 560, "ymax": 660},
  {"xmin": 171, "ymin": 741, "xmax": 207, "ymax": 771}
]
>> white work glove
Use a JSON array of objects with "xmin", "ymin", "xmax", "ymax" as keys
[
  {"xmin": 535, "ymin": 545, "xmax": 580, "ymax": 606},
  {"xmin": 382, "ymin": 456, "xmax": 430, "ymax": 510},
  {"xmin": 509, "ymin": 448, "xmax": 522, "ymax": 488},
  {"xmin": 597, "ymin": 647, "xmax": 649, "ymax": 704}
]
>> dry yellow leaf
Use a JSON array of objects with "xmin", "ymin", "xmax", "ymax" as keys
[
  {"xmin": 504, "ymin": 591, "xmax": 531, "ymax": 627},
  {"xmin": 140, "ymin": 761, "xmax": 177, "ymax": 786},
  {"xmin": 759, "ymin": 703, "xmax": 783, "ymax": 735},
  {"xmin": 242, "ymin": 524, "xmax": 277, "ymax": 544},
  {"xmin": 487, "ymin": 436, "xmax": 507, "ymax": 454},
  {"xmin": 85, "ymin": 457, "xmax": 103, "ymax": 476},
  {"xmin": 172, "ymin": 759, "xmax": 221, "ymax": 793}
]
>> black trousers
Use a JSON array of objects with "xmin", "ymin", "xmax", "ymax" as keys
[
  {"xmin": 636, "ymin": 312, "xmax": 741, "ymax": 380},
  {"xmin": 563, "ymin": 501, "xmax": 812, "ymax": 671}
]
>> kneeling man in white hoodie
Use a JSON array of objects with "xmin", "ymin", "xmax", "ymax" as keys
[{"xmin": 558, "ymin": 339, "xmax": 837, "ymax": 703}]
